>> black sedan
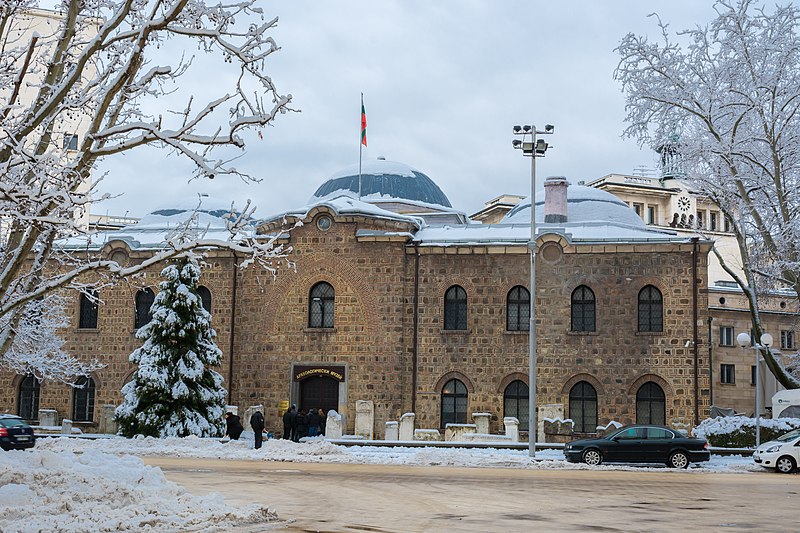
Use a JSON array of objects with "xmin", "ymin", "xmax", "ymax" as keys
[
  {"xmin": 0, "ymin": 414, "xmax": 36, "ymax": 451},
  {"xmin": 564, "ymin": 425, "xmax": 710, "ymax": 468}
]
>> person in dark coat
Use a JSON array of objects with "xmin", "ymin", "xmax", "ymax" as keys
[
  {"xmin": 224, "ymin": 412, "xmax": 244, "ymax": 440},
  {"xmin": 307, "ymin": 407, "xmax": 319, "ymax": 437},
  {"xmin": 318, "ymin": 408, "xmax": 326, "ymax": 437},
  {"xmin": 293, "ymin": 409, "xmax": 307, "ymax": 442},
  {"xmin": 250, "ymin": 410, "xmax": 265, "ymax": 449},
  {"xmin": 283, "ymin": 405, "xmax": 295, "ymax": 440}
]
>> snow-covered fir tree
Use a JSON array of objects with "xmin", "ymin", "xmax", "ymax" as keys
[{"xmin": 115, "ymin": 257, "xmax": 226, "ymax": 438}]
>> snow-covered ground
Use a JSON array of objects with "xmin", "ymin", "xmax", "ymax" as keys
[{"xmin": 0, "ymin": 435, "xmax": 762, "ymax": 532}]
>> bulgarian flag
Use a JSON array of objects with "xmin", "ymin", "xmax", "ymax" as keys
[{"xmin": 360, "ymin": 95, "xmax": 367, "ymax": 147}]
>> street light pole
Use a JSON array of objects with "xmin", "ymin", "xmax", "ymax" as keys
[
  {"xmin": 513, "ymin": 124, "xmax": 554, "ymax": 458},
  {"xmin": 736, "ymin": 331, "xmax": 772, "ymax": 448}
]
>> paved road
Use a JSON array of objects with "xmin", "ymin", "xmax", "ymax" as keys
[{"xmin": 142, "ymin": 457, "xmax": 799, "ymax": 532}]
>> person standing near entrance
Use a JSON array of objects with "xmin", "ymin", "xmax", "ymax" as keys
[
  {"xmin": 282, "ymin": 405, "xmax": 295, "ymax": 440},
  {"xmin": 307, "ymin": 407, "xmax": 319, "ymax": 437},
  {"xmin": 318, "ymin": 408, "xmax": 326, "ymax": 437},
  {"xmin": 250, "ymin": 410, "xmax": 265, "ymax": 449},
  {"xmin": 294, "ymin": 409, "xmax": 307, "ymax": 442}
]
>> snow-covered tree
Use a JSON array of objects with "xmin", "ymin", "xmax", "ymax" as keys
[
  {"xmin": 616, "ymin": 0, "xmax": 800, "ymax": 388},
  {"xmin": 0, "ymin": 292, "xmax": 103, "ymax": 382},
  {"xmin": 115, "ymin": 257, "xmax": 226, "ymax": 438},
  {"xmin": 0, "ymin": 2, "xmax": 294, "ymax": 377}
]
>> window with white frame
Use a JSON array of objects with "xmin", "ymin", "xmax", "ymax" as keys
[
  {"xmin": 720, "ymin": 364, "xmax": 735, "ymax": 384},
  {"xmin": 781, "ymin": 330, "xmax": 794, "ymax": 350},
  {"xmin": 719, "ymin": 326, "xmax": 734, "ymax": 347}
]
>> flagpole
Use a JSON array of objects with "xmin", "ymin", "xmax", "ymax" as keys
[{"xmin": 358, "ymin": 93, "xmax": 363, "ymax": 200}]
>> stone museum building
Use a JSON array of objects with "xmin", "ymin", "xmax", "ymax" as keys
[{"xmin": 7, "ymin": 156, "xmax": 790, "ymax": 438}]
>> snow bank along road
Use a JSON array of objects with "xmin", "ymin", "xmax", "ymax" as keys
[{"xmin": 145, "ymin": 456, "xmax": 800, "ymax": 533}]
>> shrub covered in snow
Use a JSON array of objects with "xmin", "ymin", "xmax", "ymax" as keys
[
  {"xmin": 692, "ymin": 416, "xmax": 800, "ymax": 448},
  {"xmin": 115, "ymin": 257, "xmax": 227, "ymax": 438}
]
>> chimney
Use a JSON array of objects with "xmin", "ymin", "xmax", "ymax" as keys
[{"xmin": 544, "ymin": 176, "xmax": 569, "ymax": 223}]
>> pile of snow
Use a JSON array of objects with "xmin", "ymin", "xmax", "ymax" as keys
[
  {"xmin": 693, "ymin": 416, "xmax": 800, "ymax": 440},
  {"xmin": 35, "ymin": 435, "xmax": 759, "ymax": 474},
  {"xmin": 0, "ymin": 448, "xmax": 277, "ymax": 533}
]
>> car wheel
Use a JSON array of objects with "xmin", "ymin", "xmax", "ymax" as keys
[
  {"xmin": 582, "ymin": 448, "xmax": 602, "ymax": 466},
  {"xmin": 776, "ymin": 455, "xmax": 796, "ymax": 474},
  {"xmin": 668, "ymin": 451, "xmax": 689, "ymax": 469}
]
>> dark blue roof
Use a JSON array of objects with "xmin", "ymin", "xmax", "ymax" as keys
[{"xmin": 311, "ymin": 160, "xmax": 452, "ymax": 208}]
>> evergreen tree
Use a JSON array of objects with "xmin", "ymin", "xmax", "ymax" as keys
[{"xmin": 115, "ymin": 257, "xmax": 227, "ymax": 438}]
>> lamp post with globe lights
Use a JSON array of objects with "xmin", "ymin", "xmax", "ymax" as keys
[
  {"xmin": 512, "ymin": 124, "xmax": 554, "ymax": 458},
  {"xmin": 736, "ymin": 331, "xmax": 773, "ymax": 447}
]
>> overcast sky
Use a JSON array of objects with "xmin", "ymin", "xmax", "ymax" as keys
[{"xmin": 93, "ymin": 1, "xmax": 721, "ymax": 220}]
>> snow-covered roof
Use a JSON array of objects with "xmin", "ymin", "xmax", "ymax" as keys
[
  {"xmin": 61, "ymin": 198, "xmax": 243, "ymax": 250},
  {"xmin": 262, "ymin": 194, "xmax": 424, "ymax": 229},
  {"xmin": 310, "ymin": 158, "xmax": 453, "ymax": 209},
  {"xmin": 503, "ymin": 185, "xmax": 645, "ymax": 226}
]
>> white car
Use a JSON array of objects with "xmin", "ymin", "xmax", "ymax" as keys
[{"xmin": 753, "ymin": 428, "xmax": 800, "ymax": 473}]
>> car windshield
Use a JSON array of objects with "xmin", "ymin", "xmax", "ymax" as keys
[
  {"xmin": 775, "ymin": 429, "xmax": 800, "ymax": 443},
  {"xmin": 0, "ymin": 418, "xmax": 26, "ymax": 428}
]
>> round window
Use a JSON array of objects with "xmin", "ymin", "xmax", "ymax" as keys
[
  {"xmin": 316, "ymin": 215, "xmax": 332, "ymax": 231},
  {"xmin": 539, "ymin": 242, "xmax": 563, "ymax": 263}
]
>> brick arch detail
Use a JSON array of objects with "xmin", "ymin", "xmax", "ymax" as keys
[
  {"xmin": 561, "ymin": 373, "xmax": 605, "ymax": 396},
  {"xmin": 257, "ymin": 252, "xmax": 380, "ymax": 337},
  {"xmin": 434, "ymin": 371, "xmax": 475, "ymax": 394},
  {"xmin": 627, "ymin": 373, "xmax": 673, "ymax": 398},
  {"xmin": 497, "ymin": 372, "xmax": 528, "ymax": 394}
]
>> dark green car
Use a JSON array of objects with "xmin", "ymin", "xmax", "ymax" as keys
[{"xmin": 564, "ymin": 425, "xmax": 710, "ymax": 468}]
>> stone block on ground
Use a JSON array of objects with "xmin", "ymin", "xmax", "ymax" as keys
[
  {"xmin": 385, "ymin": 421, "xmax": 399, "ymax": 441},
  {"xmin": 399, "ymin": 413, "xmax": 415, "ymax": 441},
  {"xmin": 414, "ymin": 429, "xmax": 441, "ymax": 441},
  {"xmin": 444, "ymin": 423, "xmax": 477, "ymax": 441}
]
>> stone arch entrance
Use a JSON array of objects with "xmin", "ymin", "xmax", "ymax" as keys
[
  {"xmin": 299, "ymin": 375, "xmax": 339, "ymax": 413},
  {"xmin": 293, "ymin": 364, "xmax": 346, "ymax": 414}
]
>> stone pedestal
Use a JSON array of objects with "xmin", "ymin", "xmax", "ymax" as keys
[
  {"xmin": 385, "ymin": 421, "xmax": 399, "ymax": 441},
  {"xmin": 472, "ymin": 412, "xmax": 491, "ymax": 435},
  {"xmin": 243, "ymin": 405, "xmax": 264, "ymax": 432},
  {"xmin": 399, "ymin": 412, "xmax": 415, "ymax": 441},
  {"xmin": 61, "ymin": 419, "xmax": 73, "ymax": 435},
  {"xmin": 326, "ymin": 410, "xmax": 343, "ymax": 439},
  {"xmin": 355, "ymin": 400, "xmax": 374, "ymax": 440},
  {"xmin": 538, "ymin": 404, "xmax": 564, "ymax": 443},
  {"xmin": 414, "ymin": 429, "xmax": 440, "ymax": 441},
  {"xmin": 99, "ymin": 404, "xmax": 117, "ymax": 434},
  {"xmin": 504, "ymin": 417, "xmax": 519, "ymax": 441},
  {"xmin": 543, "ymin": 418, "xmax": 574, "ymax": 443},
  {"xmin": 444, "ymin": 423, "xmax": 476, "ymax": 441},
  {"xmin": 38, "ymin": 409, "xmax": 58, "ymax": 426}
]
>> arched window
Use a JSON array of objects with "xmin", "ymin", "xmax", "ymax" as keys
[
  {"xmin": 18, "ymin": 375, "xmax": 40, "ymax": 420},
  {"xmin": 503, "ymin": 380, "xmax": 529, "ymax": 431},
  {"xmin": 134, "ymin": 288, "xmax": 155, "ymax": 329},
  {"xmin": 638, "ymin": 285, "xmax": 663, "ymax": 332},
  {"xmin": 569, "ymin": 381, "xmax": 598, "ymax": 433},
  {"xmin": 441, "ymin": 379, "xmax": 468, "ymax": 426},
  {"xmin": 636, "ymin": 382, "xmax": 666, "ymax": 425},
  {"xmin": 79, "ymin": 289, "xmax": 99, "ymax": 329},
  {"xmin": 571, "ymin": 285, "xmax": 596, "ymax": 332},
  {"xmin": 506, "ymin": 286, "xmax": 530, "ymax": 332},
  {"xmin": 309, "ymin": 282, "xmax": 335, "ymax": 328},
  {"xmin": 197, "ymin": 286, "xmax": 212, "ymax": 313},
  {"xmin": 444, "ymin": 285, "xmax": 467, "ymax": 330},
  {"xmin": 72, "ymin": 376, "xmax": 96, "ymax": 422}
]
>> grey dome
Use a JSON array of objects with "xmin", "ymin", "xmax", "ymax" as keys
[
  {"xmin": 502, "ymin": 185, "xmax": 645, "ymax": 226},
  {"xmin": 311, "ymin": 159, "xmax": 452, "ymax": 208}
]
